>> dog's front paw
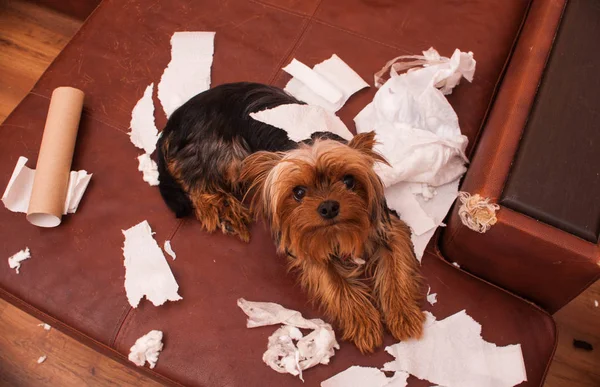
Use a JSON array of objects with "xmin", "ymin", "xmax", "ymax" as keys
[
  {"xmin": 385, "ymin": 302, "xmax": 425, "ymax": 341},
  {"xmin": 341, "ymin": 305, "xmax": 384, "ymax": 354}
]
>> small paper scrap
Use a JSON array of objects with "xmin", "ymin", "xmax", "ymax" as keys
[
  {"xmin": 137, "ymin": 154, "xmax": 159, "ymax": 186},
  {"xmin": 128, "ymin": 330, "xmax": 164, "ymax": 369},
  {"xmin": 250, "ymin": 104, "xmax": 353, "ymax": 143},
  {"xmin": 595, "ymin": 300, "xmax": 598, "ymax": 308},
  {"xmin": 158, "ymin": 31, "xmax": 215, "ymax": 118},
  {"xmin": 321, "ymin": 366, "xmax": 409, "ymax": 387},
  {"xmin": 8, "ymin": 247, "xmax": 30, "ymax": 274},
  {"xmin": 2, "ymin": 157, "xmax": 92, "ymax": 215},
  {"xmin": 452, "ymin": 262, "xmax": 460, "ymax": 268},
  {"xmin": 237, "ymin": 298, "xmax": 339, "ymax": 380},
  {"xmin": 283, "ymin": 55, "xmax": 369, "ymax": 112},
  {"xmin": 38, "ymin": 323, "xmax": 51, "ymax": 331},
  {"xmin": 164, "ymin": 240, "xmax": 176, "ymax": 260},
  {"xmin": 426, "ymin": 286, "xmax": 438, "ymax": 306},
  {"xmin": 122, "ymin": 220, "xmax": 182, "ymax": 307},
  {"xmin": 130, "ymin": 83, "xmax": 159, "ymax": 154},
  {"xmin": 37, "ymin": 355, "xmax": 47, "ymax": 364},
  {"xmin": 383, "ymin": 311, "xmax": 527, "ymax": 387}
]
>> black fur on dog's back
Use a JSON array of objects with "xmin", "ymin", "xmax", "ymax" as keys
[
  {"xmin": 156, "ymin": 141, "xmax": 194, "ymax": 218},
  {"xmin": 156, "ymin": 82, "xmax": 306, "ymax": 218}
]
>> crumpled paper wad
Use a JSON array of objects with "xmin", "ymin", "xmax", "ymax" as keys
[{"xmin": 237, "ymin": 298, "xmax": 339, "ymax": 380}]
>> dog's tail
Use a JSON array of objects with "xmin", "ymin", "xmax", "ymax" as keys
[{"xmin": 156, "ymin": 138, "xmax": 194, "ymax": 218}]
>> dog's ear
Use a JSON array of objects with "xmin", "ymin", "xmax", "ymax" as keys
[
  {"xmin": 240, "ymin": 151, "xmax": 283, "ymax": 215},
  {"xmin": 348, "ymin": 131, "xmax": 390, "ymax": 166}
]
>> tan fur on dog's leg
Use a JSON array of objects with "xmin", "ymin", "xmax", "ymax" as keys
[
  {"xmin": 290, "ymin": 257, "xmax": 383, "ymax": 353},
  {"xmin": 370, "ymin": 218, "xmax": 425, "ymax": 340},
  {"xmin": 189, "ymin": 190, "xmax": 251, "ymax": 242}
]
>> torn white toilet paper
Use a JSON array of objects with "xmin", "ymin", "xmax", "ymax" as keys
[
  {"xmin": 321, "ymin": 366, "xmax": 409, "ymax": 387},
  {"xmin": 122, "ymin": 220, "xmax": 182, "ymax": 307},
  {"xmin": 2, "ymin": 157, "xmax": 92, "ymax": 215},
  {"xmin": 128, "ymin": 330, "xmax": 164, "ymax": 369},
  {"xmin": 237, "ymin": 298, "xmax": 339, "ymax": 380},
  {"xmin": 383, "ymin": 311, "xmax": 527, "ymax": 387},
  {"xmin": 137, "ymin": 154, "xmax": 159, "ymax": 186},
  {"xmin": 354, "ymin": 48, "xmax": 475, "ymax": 260},
  {"xmin": 38, "ymin": 323, "xmax": 52, "ymax": 331},
  {"xmin": 37, "ymin": 355, "xmax": 47, "ymax": 364},
  {"xmin": 283, "ymin": 55, "xmax": 369, "ymax": 112},
  {"xmin": 158, "ymin": 31, "xmax": 215, "ymax": 118},
  {"xmin": 164, "ymin": 240, "xmax": 176, "ymax": 260},
  {"xmin": 130, "ymin": 83, "xmax": 159, "ymax": 154},
  {"xmin": 426, "ymin": 286, "xmax": 438, "ymax": 306},
  {"xmin": 250, "ymin": 104, "xmax": 353, "ymax": 142},
  {"xmin": 8, "ymin": 247, "xmax": 31, "ymax": 274}
]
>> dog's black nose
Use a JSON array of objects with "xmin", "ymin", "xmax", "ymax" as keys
[{"xmin": 318, "ymin": 200, "xmax": 340, "ymax": 219}]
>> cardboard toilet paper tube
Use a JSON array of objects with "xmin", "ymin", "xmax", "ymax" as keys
[{"xmin": 27, "ymin": 87, "xmax": 84, "ymax": 227}]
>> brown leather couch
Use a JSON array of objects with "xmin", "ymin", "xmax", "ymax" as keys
[{"xmin": 2, "ymin": 0, "xmax": 596, "ymax": 386}]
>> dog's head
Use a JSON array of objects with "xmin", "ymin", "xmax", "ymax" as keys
[{"xmin": 241, "ymin": 131, "xmax": 388, "ymax": 261}]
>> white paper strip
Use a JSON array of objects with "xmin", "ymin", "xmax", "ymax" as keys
[
  {"xmin": 250, "ymin": 104, "xmax": 353, "ymax": 142},
  {"xmin": 158, "ymin": 31, "xmax": 215, "ymax": 118},
  {"xmin": 137, "ymin": 154, "xmax": 159, "ymax": 186},
  {"xmin": 284, "ymin": 55, "xmax": 369, "ymax": 112},
  {"xmin": 129, "ymin": 83, "xmax": 159, "ymax": 154},
  {"xmin": 2, "ymin": 157, "xmax": 91, "ymax": 215},
  {"xmin": 164, "ymin": 240, "xmax": 176, "ymax": 260},
  {"xmin": 122, "ymin": 220, "xmax": 182, "ymax": 308},
  {"xmin": 321, "ymin": 366, "xmax": 409, "ymax": 387},
  {"xmin": 383, "ymin": 311, "xmax": 527, "ymax": 387}
]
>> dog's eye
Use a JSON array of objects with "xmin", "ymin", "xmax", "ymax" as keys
[
  {"xmin": 342, "ymin": 175, "xmax": 355, "ymax": 189},
  {"xmin": 292, "ymin": 186, "xmax": 307, "ymax": 201}
]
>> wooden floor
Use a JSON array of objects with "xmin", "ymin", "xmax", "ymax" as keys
[{"xmin": 0, "ymin": 1, "xmax": 598, "ymax": 386}]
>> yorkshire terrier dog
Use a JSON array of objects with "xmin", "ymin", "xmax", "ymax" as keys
[{"xmin": 157, "ymin": 82, "xmax": 425, "ymax": 352}]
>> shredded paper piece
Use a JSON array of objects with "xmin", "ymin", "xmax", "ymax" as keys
[
  {"xmin": 158, "ymin": 31, "xmax": 215, "ymax": 118},
  {"xmin": 250, "ymin": 104, "xmax": 353, "ymax": 142},
  {"xmin": 137, "ymin": 154, "xmax": 159, "ymax": 186},
  {"xmin": 321, "ymin": 366, "xmax": 409, "ymax": 387},
  {"xmin": 595, "ymin": 300, "xmax": 598, "ymax": 308},
  {"xmin": 457, "ymin": 192, "xmax": 499, "ymax": 233},
  {"xmin": 383, "ymin": 311, "xmax": 527, "ymax": 387},
  {"xmin": 2, "ymin": 157, "xmax": 92, "ymax": 215},
  {"xmin": 122, "ymin": 220, "xmax": 182, "ymax": 308},
  {"xmin": 38, "ymin": 323, "xmax": 51, "ymax": 330},
  {"xmin": 37, "ymin": 355, "xmax": 47, "ymax": 364},
  {"xmin": 130, "ymin": 83, "xmax": 159, "ymax": 154},
  {"xmin": 237, "ymin": 298, "xmax": 339, "ymax": 380},
  {"xmin": 452, "ymin": 262, "xmax": 460, "ymax": 268},
  {"xmin": 164, "ymin": 240, "xmax": 176, "ymax": 260},
  {"xmin": 426, "ymin": 286, "xmax": 438, "ymax": 306},
  {"xmin": 354, "ymin": 48, "xmax": 475, "ymax": 260},
  {"xmin": 8, "ymin": 247, "xmax": 31, "ymax": 274},
  {"xmin": 128, "ymin": 330, "xmax": 164, "ymax": 369},
  {"xmin": 283, "ymin": 55, "xmax": 369, "ymax": 112}
]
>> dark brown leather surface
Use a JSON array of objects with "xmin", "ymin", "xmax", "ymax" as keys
[
  {"xmin": 442, "ymin": 0, "xmax": 600, "ymax": 313},
  {"xmin": 0, "ymin": 0, "xmax": 561, "ymax": 385},
  {"xmin": 113, "ymin": 233, "xmax": 557, "ymax": 387},
  {"xmin": 502, "ymin": 0, "xmax": 600, "ymax": 243}
]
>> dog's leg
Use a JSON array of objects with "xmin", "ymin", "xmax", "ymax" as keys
[
  {"xmin": 291, "ymin": 257, "xmax": 383, "ymax": 353},
  {"xmin": 370, "ymin": 217, "xmax": 425, "ymax": 341},
  {"xmin": 189, "ymin": 189, "xmax": 251, "ymax": 242}
]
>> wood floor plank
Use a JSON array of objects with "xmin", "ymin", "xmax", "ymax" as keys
[{"xmin": 0, "ymin": 298, "xmax": 163, "ymax": 386}]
